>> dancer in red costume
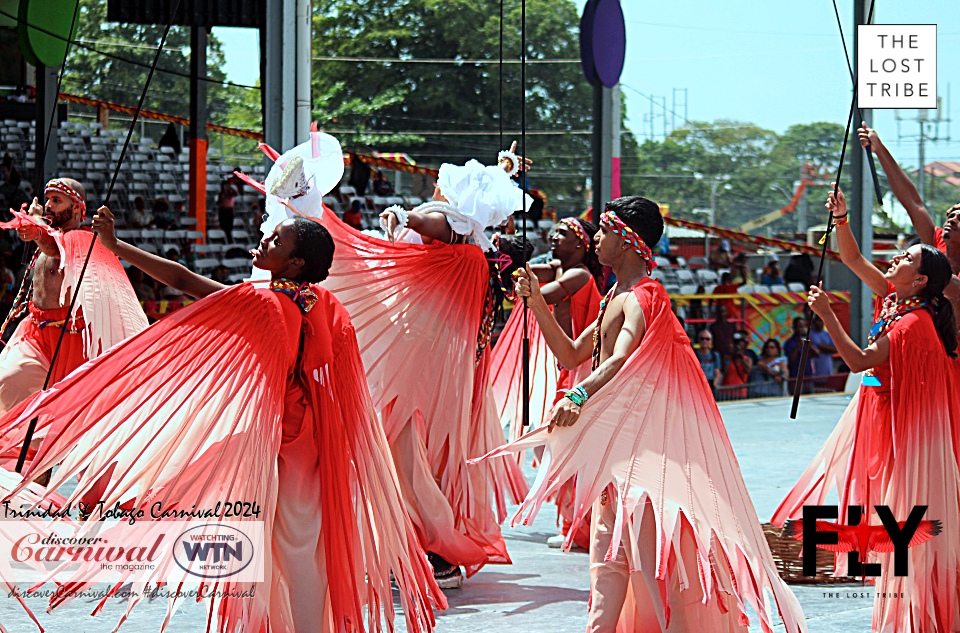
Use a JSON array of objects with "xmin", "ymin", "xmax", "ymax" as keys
[
  {"xmin": 307, "ymin": 145, "xmax": 534, "ymax": 589},
  {"xmin": 476, "ymin": 196, "xmax": 806, "ymax": 633},
  {"xmin": 772, "ymin": 187, "xmax": 960, "ymax": 633},
  {"xmin": 490, "ymin": 217, "xmax": 602, "ymax": 550},
  {"xmin": 0, "ymin": 208, "xmax": 445, "ymax": 633},
  {"xmin": 0, "ymin": 178, "xmax": 147, "ymax": 414}
]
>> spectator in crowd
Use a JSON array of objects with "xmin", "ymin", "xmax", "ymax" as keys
[
  {"xmin": 249, "ymin": 199, "xmax": 263, "ymax": 226},
  {"xmin": 128, "ymin": 196, "xmax": 154, "ymax": 228},
  {"xmin": 712, "ymin": 272, "xmax": 740, "ymax": 319},
  {"xmin": 737, "ymin": 329, "xmax": 759, "ymax": 366},
  {"xmin": 372, "ymin": 170, "xmax": 394, "ymax": 196},
  {"xmin": 709, "ymin": 239, "xmax": 732, "ymax": 270},
  {"xmin": 0, "ymin": 169, "xmax": 30, "ymax": 216},
  {"xmin": 784, "ymin": 252, "xmax": 814, "ymax": 286},
  {"xmin": 125, "ymin": 266, "xmax": 157, "ymax": 302},
  {"xmin": 348, "ymin": 152, "xmax": 371, "ymax": 197},
  {"xmin": 720, "ymin": 331, "xmax": 753, "ymax": 399},
  {"xmin": 172, "ymin": 200, "xmax": 186, "ymax": 223},
  {"xmin": 0, "ymin": 154, "xmax": 14, "ymax": 183},
  {"xmin": 760, "ymin": 260, "xmax": 784, "ymax": 286},
  {"xmin": 750, "ymin": 338, "xmax": 788, "ymax": 398},
  {"xmin": 210, "ymin": 264, "xmax": 230, "ymax": 284},
  {"xmin": 656, "ymin": 233, "xmax": 670, "ymax": 256},
  {"xmin": 695, "ymin": 330, "xmax": 723, "ymax": 398},
  {"xmin": 686, "ymin": 284, "xmax": 706, "ymax": 329},
  {"xmin": 783, "ymin": 316, "xmax": 818, "ymax": 394},
  {"xmin": 217, "ymin": 179, "xmax": 238, "ymax": 243},
  {"xmin": 342, "ymin": 199, "xmax": 364, "ymax": 231},
  {"xmin": 152, "ymin": 197, "xmax": 174, "ymax": 230},
  {"xmin": 809, "ymin": 315, "xmax": 837, "ymax": 377},
  {"xmin": 730, "ymin": 252, "xmax": 753, "ymax": 285},
  {"xmin": 157, "ymin": 122, "xmax": 182, "ymax": 155},
  {"xmin": 709, "ymin": 303, "xmax": 736, "ymax": 359}
]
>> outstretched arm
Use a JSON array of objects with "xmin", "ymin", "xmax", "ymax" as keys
[
  {"xmin": 859, "ymin": 123, "xmax": 936, "ymax": 245},
  {"xmin": 827, "ymin": 188, "xmax": 888, "ymax": 297},
  {"xmin": 380, "ymin": 209, "xmax": 456, "ymax": 244},
  {"xmin": 93, "ymin": 206, "xmax": 226, "ymax": 299},
  {"xmin": 808, "ymin": 284, "xmax": 889, "ymax": 372},
  {"xmin": 514, "ymin": 264, "xmax": 594, "ymax": 368}
]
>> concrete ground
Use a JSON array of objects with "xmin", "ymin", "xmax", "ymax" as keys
[{"xmin": 0, "ymin": 393, "xmax": 873, "ymax": 632}]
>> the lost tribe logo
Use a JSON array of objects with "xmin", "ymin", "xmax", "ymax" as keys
[
  {"xmin": 788, "ymin": 505, "xmax": 941, "ymax": 578},
  {"xmin": 173, "ymin": 524, "xmax": 255, "ymax": 579}
]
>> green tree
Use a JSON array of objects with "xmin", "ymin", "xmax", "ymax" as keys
[
  {"xmin": 312, "ymin": 0, "xmax": 594, "ymax": 205},
  {"xmin": 61, "ymin": 0, "xmax": 246, "ymax": 141}
]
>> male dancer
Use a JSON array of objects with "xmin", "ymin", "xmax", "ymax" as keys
[
  {"xmin": 482, "ymin": 196, "xmax": 805, "ymax": 632},
  {"xmin": 0, "ymin": 178, "xmax": 146, "ymax": 412}
]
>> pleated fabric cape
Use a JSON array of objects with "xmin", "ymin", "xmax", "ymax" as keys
[
  {"xmin": 474, "ymin": 277, "xmax": 806, "ymax": 633},
  {"xmin": 0, "ymin": 283, "xmax": 444, "ymax": 633}
]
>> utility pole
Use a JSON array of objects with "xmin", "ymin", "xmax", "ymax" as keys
[{"xmin": 895, "ymin": 92, "xmax": 950, "ymax": 210}]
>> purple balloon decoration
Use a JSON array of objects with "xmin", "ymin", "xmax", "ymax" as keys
[
  {"xmin": 579, "ymin": 0, "xmax": 600, "ymax": 86},
  {"xmin": 591, "ymin": 0, "xmax": 626, "ymax": 88}
]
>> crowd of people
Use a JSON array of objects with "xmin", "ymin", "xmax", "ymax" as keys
[{"xmin": 693, "ymin": 311, "xmax": 837, "ymax": 401}]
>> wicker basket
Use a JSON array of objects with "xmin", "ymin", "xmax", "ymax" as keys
[{"xmin": 762, "ymin": 522, "xmax": 852, "ymax": 584}]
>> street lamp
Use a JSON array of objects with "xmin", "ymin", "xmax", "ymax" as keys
[{"xmin": 694, "ymin": 173, "xmax": 730, "ymax": 255}]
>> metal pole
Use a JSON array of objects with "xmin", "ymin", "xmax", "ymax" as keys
[
  {"xmin": 918, "ymin": 111, "xmax": 927, "ymax": 204},
  {"xmin": 189, "ymin": 26, "xmax": 208, "ymax": 238},
  {"xmin": 848, "ymin": 0, "xmax": 873, "ymax": 345},
  {"xmin": 295, "ymin": 0, "xmax": 311, "ymax": 142}
]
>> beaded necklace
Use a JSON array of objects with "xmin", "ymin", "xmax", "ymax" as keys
[
  {"xmin": 269, "ymin": 278, "xmax": 318, "ymax": 313},
  {"xmin": 868, "ymin": 293, "xmax": 928, "ymax": 346},
  {"xmin": 591, "ymin": 285, "xmax": 617, "ymax": 370}
]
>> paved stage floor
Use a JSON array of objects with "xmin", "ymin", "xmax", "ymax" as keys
[{"xmin": 0, "ymin": 393, "xmax": 874, "ymax": 632}]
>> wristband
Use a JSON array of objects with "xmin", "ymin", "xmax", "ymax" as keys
[
  {"xmin": 834, "ymin": 216, "xmax": 849, "ymax": 227},
  {"xmin": 497, "ymin": 149, "xmax": 520, "ymax": 176},
  {"xmin": 560, "ymin": 385, "xmax": 589, "ymax": 407},
  {"xmin": 379, "ymin": 204, "xmax": 408, "ymax": 238}
]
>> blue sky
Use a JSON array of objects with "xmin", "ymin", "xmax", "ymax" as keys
[{"xmin": 214, "ymin": 1, "xmax": 960, "ymax": 168}]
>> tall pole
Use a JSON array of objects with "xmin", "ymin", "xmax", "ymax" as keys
[
  {"xmin": 188, "ymin": 26, "xmax": 208, "ymax": 238},
  {"xmin": 918, "ymin": 110, "xmax": 927, "ymax": 204},
  {"xmin": 34, "ymin": 65, "xmax": 58, "ymax": 187},
  {"xmin": 849, "ymin": 0, "xmax": 873, "ymax": 345}
]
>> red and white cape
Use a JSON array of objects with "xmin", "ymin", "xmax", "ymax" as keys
[
  {"xmin": 318, "ymin": 210, "xmax": 527, "ymax": 575},
  {"xmin": 475, "ymin": 277, "xmax": 806, "ymax": 632},
  {"xmin": 0, "ymin": 283, "xmax": 444, "ymax": 633}
]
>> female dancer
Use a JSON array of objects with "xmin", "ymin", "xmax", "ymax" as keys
[
  {"xmin": 0, "ymin": 208, "xmax": 445, "ymax": 633},
  {"xmin": 773, "ymin": 187, "xmax": 960, "ymax": 632}
]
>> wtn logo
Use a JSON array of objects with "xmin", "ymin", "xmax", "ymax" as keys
[
  {"xmin": 181, "ymin": 540, "xmax": 244, "ymax": 564},
  {"xmin": 787, "ymin": 505, "xmax": 941, "ymax": 578}
]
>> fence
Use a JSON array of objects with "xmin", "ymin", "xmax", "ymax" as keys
[{"xmin": 714, "ymin": 372, "xmax": 850, "ymax": 402}]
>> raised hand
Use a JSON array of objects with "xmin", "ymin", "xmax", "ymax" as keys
[
  {"xmin": 92, "ymin": 205, "xmax": 119, "ymax": 250},
  {"xmin": 807, "ymin": 284, "xmax": 833, "ymax": 319},
  {"xmin": 857, "ymin": 123, "xmax": 881, "ymax": 151}
]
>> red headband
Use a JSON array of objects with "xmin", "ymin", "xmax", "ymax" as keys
[
  {"xmin": 600, "ymin": 211, "xmax": 657, "ymax": 270},
  {"xmin": 45, "ymin": 179, "xmax": 86, "ymax": 215},
  {"xmin": 559, "ymin": 218, "xmax": 590, "ymax": 247}
]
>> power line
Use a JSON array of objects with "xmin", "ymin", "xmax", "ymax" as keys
[
  {"xmin": 313, "ymin": 56, "xmax": 579, "ymax": 65},
  {"xmin": 0, "ymin": 8, "xmax": 259, "ymax": 92},
  {"xmin": 327, "ymin": 129, "xmax": 591, "ymax": 136}
]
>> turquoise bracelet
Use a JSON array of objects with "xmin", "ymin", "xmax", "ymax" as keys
[{"xmin": 560, "ymin": 385, "xmax": 589, "ymax": 407}]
